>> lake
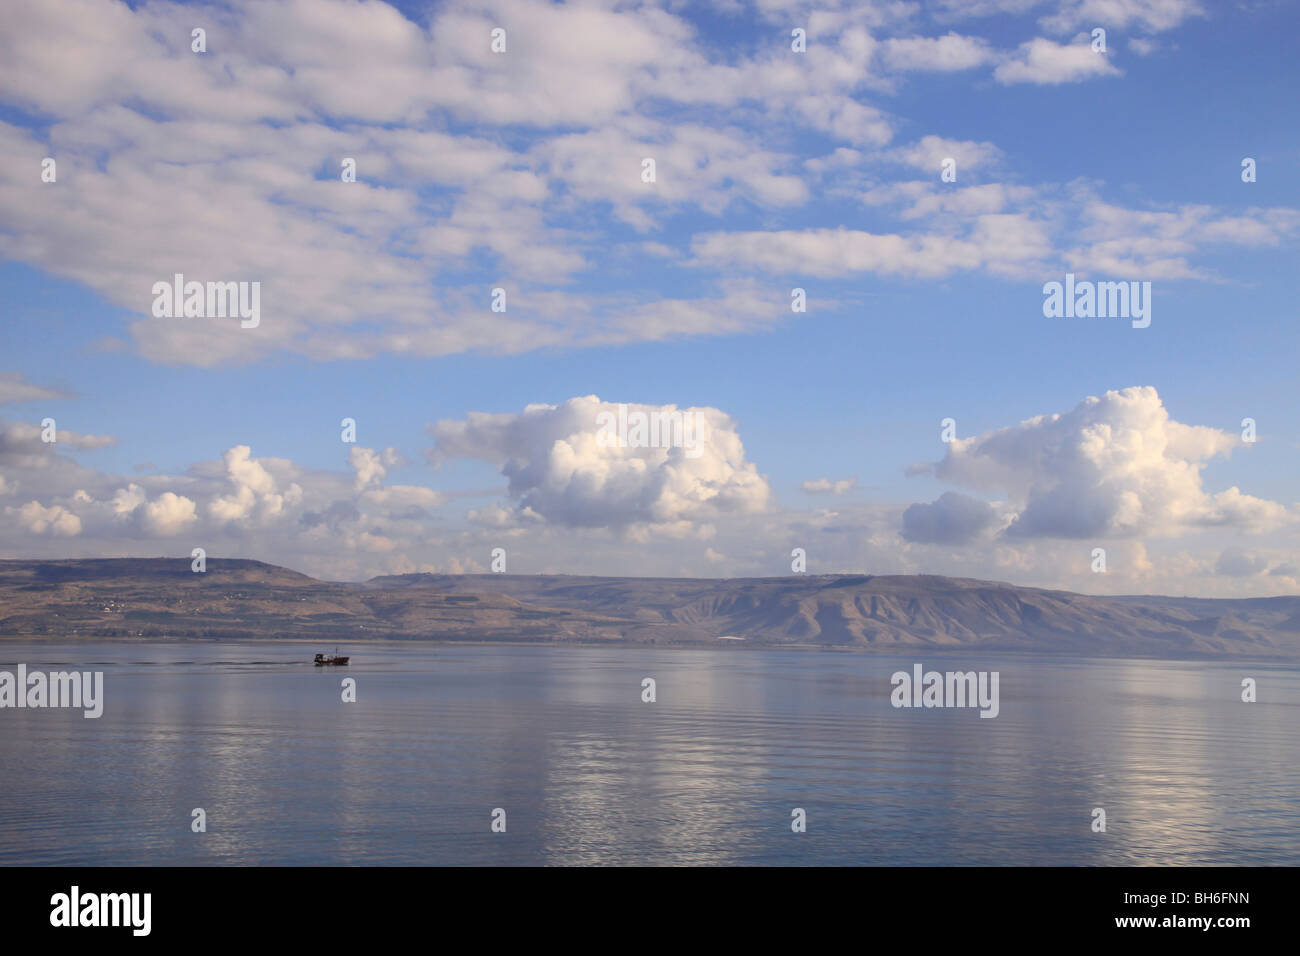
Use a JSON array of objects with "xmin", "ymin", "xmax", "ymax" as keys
[{"xmin": 1, "ymin": 642, "xmax": 1296, "ymax": 865}]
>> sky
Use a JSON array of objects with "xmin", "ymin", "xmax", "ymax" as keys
[{"xmin": 0, "ymin": 0, "xmax": 1297, "ymax": 594}]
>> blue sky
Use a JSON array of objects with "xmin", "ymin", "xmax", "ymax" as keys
[{"xmin": 0, "ymin": 0, "xmax": 1297, "ymax": 593}]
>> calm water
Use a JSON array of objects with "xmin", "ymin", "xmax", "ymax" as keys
[{"xmin": 0, "ymin": 642, "xmax": 1296, "ymax": 866}]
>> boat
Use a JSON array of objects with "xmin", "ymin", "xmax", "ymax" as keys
[{"xmin": 314, "ymin": 649, "xmax": 350, "ymax": 666}]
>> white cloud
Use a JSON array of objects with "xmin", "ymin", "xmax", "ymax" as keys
[
  {"xmin": 1065, "ymin": 198, "xmax": 1300, "ymax": 278},
  {"xmin": 106, "ymin": 478, "xmax": 198, "ymax": 538},
  {"xmin": 207, "ymin": 446, "xmax": 303, "ymax": 526},
  {"xmin": 0, "ymin": 422, "xmax": 117, "ymax": 471},
  {"xmin": 0, "ymin": 425, "xmax": 464, "ymax": 580},
  {"xmin": 428, "ymin": 395, "xmax": 773, "ymax": 532},
  {"xmin": 0, "ymin": 0, "xmax": 1281, "ymax": 371},
  {"xmin": 882, "ymin": 33, "xmax": 997, "ymax": 71},
  {"xmin": 690, "ymin": 215, "xmax": 1054, "ymax": 279},
  {"xmin": 0, "ymin": 399, "xmax": 1293, "ymax": 596},
  {"xmin": 1040, "ymin": 0, "xmax": 1204, "ymax": 34},
  {"xmin": 0, "ymin": 0, "xmax": 917, "ymax": 367},
  {"xmin": 890, "ymin": 135, "xmax": 1003, "ymax": 173},
  {"xmin": 350, "ymin": 446, "xmax": 403, "ymax": 492},
  {"xmin": 142, "ymin": 491, "xmax": 199, "ymax": 535},
  {"xmin": 11, "ymin": 501, "xmax": 82, "ymax": 537},
  {"xmin": 0, "ymin": 373, "xmax": 71, "ymax": 406},
  {"xmin": 994, "ymin": 37, "xmax": 1121, "ymax": 84},
  {"xmin": 802, "ymin": 477, "xmax": 858, "ymax": 495},
  {"xmin": 466, "ymin": 503, "xmax": 519, "ymax": 529},
  {"xmin": 535, "ymin": 122, "xmax": 808, "ymax": 229},
  {"xmin": 910, "ymin": 386, "xmax": 1290, "ymax": 540}
]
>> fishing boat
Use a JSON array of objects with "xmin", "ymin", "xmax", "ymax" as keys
[{"xmin": 313, "ymin": 649, "xmax": 350, "ymax": 666}]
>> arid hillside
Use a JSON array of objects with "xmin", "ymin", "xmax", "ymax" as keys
[{"xmin": 1, "ymin": 558, "xmax": 1298, "ymax": 659}]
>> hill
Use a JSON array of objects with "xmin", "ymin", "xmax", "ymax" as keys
[{"xmin": 0, "ymin": 558, "xmax": 1297, "ymax": 659}]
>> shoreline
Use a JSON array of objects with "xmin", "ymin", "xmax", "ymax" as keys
[{"xmin": 1, "ymin": 634, "xmax": 1297, "ymax": 666}]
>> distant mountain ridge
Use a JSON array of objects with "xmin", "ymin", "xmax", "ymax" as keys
[{"xmin": 1, "ymin": 558, "xmax": 1298, "ymax": 659}]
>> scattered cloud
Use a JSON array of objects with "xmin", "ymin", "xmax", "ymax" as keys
[
  {"xmin": 882, "ymin": 33, "xmax": 997, "ymax": 71},
  {"xmin": 1040, "ymin": 0, "xmax": 1205, "ymax": 34},
  {"xmin": 0, "ymin": 373, "xmax": 71, "ymax": 406},
  {"xmin": 994, "ymin": 37, "xmax": 1121, "ymax": 84},
  {"xmin": 802, "ymin": 477, "xmax": 858, "ymax": 494}
]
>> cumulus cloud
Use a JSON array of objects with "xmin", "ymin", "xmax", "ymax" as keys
[
  {"xmin": 881, "ymin": 33, "xmax": 997, "ymax": 71},
  {"xmin": 350, "ymin": 446, "xmax": 404, "ymax": 492},
  {"xmin": 907, "ymin": 387, "xmax": 1290, "ymax": 541},
  {"xmin": 0, "ymin": 399, "xmax": 1293, "ymax": 596},
  {"xmin": 142, "ymin": 491, "xmax": 199, "ymax": 535},
  {"xmin": 207, "ymin": 446, "xmax": 303, "ymax": 527},
  {"xmin": 0, "ymin": 1, "xmax": 1292, "ymax": 599},
  {"xmin": 890, "ymin": 135, "xmax": 1003, "ymax": 173},
  {"xmin": 902, "ymin": 491, "xmax": 1001, "ymax": 544},
  {"xmin": 0, "ymin": 420, "xmax": 453, "ymax": 580},
  {"xmin": 428, "ymin": 395, "xmax": 773, "ymax": 532},
  {"xmin": 1040, "ymin": 0, "xmax": 1204, "ymax": 34},
  {"xmin": 466, "ymin": 503, "xmax": 522, "ymax": 529},
  {"xmin": 10, "ymin": 501, "xmax": 82, "ymax": 537},
  {"xmin": 994, "ymin": 38, "xmax": 1121, "ymax": 84}
]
